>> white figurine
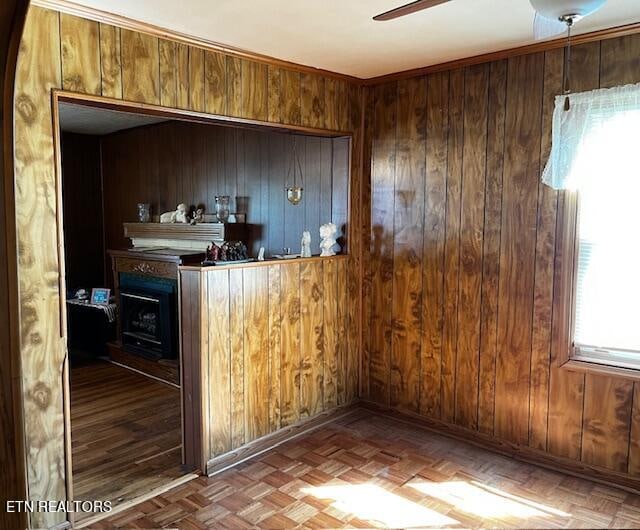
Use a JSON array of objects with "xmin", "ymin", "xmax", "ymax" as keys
[
  {"xmin": 160, "ymin": 203, "xmax": 189, "ymax": 224},
  {"xmin": 301, "ymin": 231, "xmax": 312, "ymax": 257},
  {"xmin": 319, "ymin": 223, "xmax": 337, "ymax": 257},
  {"xmin": 258, "ymin": 247, "xmax": 265, "ymax": 261}
]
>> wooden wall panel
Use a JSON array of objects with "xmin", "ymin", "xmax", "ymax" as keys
[
  {"xmin": 323, "ymin": 259, "xmax": 338, "ymax": 409},
  {"xmin": 454, "ymin": 64, "xmax": 488, "ymax": 430},
  {"xmin": 15, "ymin": 7, "xmax": 361, "ymax": 523},
  {"xmin": 121, "ymin": 29, "xmax": 159, "ymax": 104},
  {"xmin": 14, "ymin": 7, "xmax": 64, "ymax": 528},
  {"xmin": 365, "ymin": 28, "xmax": 640, "ymax": 483},
  {"xmin": 301, "ymin": 73, "xmax": 324, "ymax": 128},
  {"xmin": 159, "ymin": 39, "xmax": 177, "ymax": 107},
  {"xmin": 300, "ymin": 261, "xmax": 324, "ymax": 418},
  {"xmin": 241, "ymin": 59, "xmax": 268, "ymax": 121},
  {"xmin": 493, "ymin": 53, "xmax": 543, "ymax": 444},
  {"xmin": 99, "ymin": 24, "xmax": 122, "ymax": 98},
  {"xmin": 268, "ymin": 265, "xmax": 282, "ymax": 431},
  {"xmin": 441, "ymin": 68, "xmax": 464, "ymax": 423},
  {"xmin": 390, "ymin": 77, "xmax": 425, "ymax": 413},
  {"xmin": 477, "ymin": 59, "xmax": 506, "ymax": 435},
  {"xmin": 207, "ymin": 270, "xmax": 231, "ymax": 456},
  {"xmin": 420, "ymin": 72, "xmax": 448, "ymax": 418},
  {"xmin": 204, "ymin": 50, "xmax": 226, "ymax": 115},
  {"xmin": 60, "ymin": 14, "xmax": 100, "ymax": 94},
  {"xmin": 280, "ymin": 263, "xmax": 300, "ymax": 427},
  {"xmin": 369, "ymin": 82, "xmax": 396, "ymax": 406},
  {"xmin": 243, "ymin": 267, "xmax": 270, "ymax": 441}
]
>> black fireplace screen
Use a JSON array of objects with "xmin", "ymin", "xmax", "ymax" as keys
[{"xmin": 119, "ymin": 273, "xmax": 177, "ymax": 360}]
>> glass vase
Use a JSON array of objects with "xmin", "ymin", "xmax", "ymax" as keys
[
  {"xmin": 137, "ymin": 203, "xmax": 151, "ymax": 223},
  {"xmin": 215, "ymin": 195, "xmax": 230, "ymax": 223}
]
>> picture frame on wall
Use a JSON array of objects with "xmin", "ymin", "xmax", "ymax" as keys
[{"xmin": 90, "ymin": 288, "xmax": 111, "ymax": 305}]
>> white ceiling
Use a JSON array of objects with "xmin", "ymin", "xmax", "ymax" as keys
[
  {"xmin": 64, "ymin": 0, "xmax": 640, "ymax": 78},
  {"xmin": 59, "ymin": 102, "xmax": 168, "ymax": 134}
]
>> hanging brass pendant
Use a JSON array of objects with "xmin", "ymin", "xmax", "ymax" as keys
[{"xmin": 286, "ymin": 186, "xmax": 304, "ymax": 205}]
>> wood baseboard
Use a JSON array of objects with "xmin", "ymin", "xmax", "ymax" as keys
[
  {"xmin": 360, "ymin": 401, "xmax": 640, "ymax": 496},
  {"xmin": 207, "ymin": 402, "xmax": 363, "ymax": 476}
]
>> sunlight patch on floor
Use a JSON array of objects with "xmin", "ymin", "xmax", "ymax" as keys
[
  {"xmin": 408, "ymin": 480, "xmax": 571, "ymax": 520},
  {"xmin": 301, "ymin": 483, "xmax": 459, "ymax": 528}
]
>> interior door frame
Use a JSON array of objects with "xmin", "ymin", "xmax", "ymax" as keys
[{"xmin": 51, "ymin": 88, "xmax": 353, "ymax": 527}]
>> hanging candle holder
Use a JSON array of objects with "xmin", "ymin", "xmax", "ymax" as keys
[{"xmin": 285, "ymin": 137, "xmax": 304, "ymax": 205}]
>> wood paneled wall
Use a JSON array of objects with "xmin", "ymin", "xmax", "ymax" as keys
[
  {"xmin": 13, "ymin": 6, "xmax": 362, "ymax": 528},
  {"xmin": 180, "ymin": 257, "xmax": 357, "ymax": 464},
  {"xmin": 363, "ymin": 34, "xmax": 640, "ymax": 480},
  {"xmin": 61, "ymin": 132, "xmax": 105, "ymax": 289},
  {"xmin": 100, "ymin": 121, "xmax": 349, "ymax": 257}
]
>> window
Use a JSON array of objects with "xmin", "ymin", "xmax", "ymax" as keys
[
  {"xmin": 571, "ymin": 108, "xmax": 640, "ymax": 369},
  {"xmin": 543, "ymin": 83, "xmax": 640, "ymax": 372}
]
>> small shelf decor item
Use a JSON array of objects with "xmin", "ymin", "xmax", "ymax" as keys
[
  {"xmin": 137, "ymin": 203, "xmax": 151, "ymax": 223},
  {"xmin": 215, "ymin": 195, "xmax": 230, "ymax": 222},
  {"xmin": 90, "ymin": 287, "xmax": 111, "ymax": 305},
  {"xmin": 285, "ymin": 137, "xmax": 304, "ymax": 205},
  {"xmin": 319, "ymin": 222, "xmax": 338, "ymax": 256},
  {"xmin": 203, "ymin": 240, "xmax": 251, "ymax": 265}
]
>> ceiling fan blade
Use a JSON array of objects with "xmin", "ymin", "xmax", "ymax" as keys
[
  {"xmin": 373, "ymin": 0, "xmax": 452, "ymax": 21},
  {"xmin": 533, "ymin": 12, "xmax": 568, "ymax": 40}
]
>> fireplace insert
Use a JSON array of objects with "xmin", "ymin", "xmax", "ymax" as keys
[{"xmin": 119, "ymin": 273, "xmax": 177, "ymax": 360}]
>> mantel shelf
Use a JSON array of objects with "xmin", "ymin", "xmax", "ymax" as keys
[{"xmin": 123, "ymin": 222, "xmax": 245, "ymax": 242}]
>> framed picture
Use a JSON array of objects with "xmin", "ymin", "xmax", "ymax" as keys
[{"xmin": 91, "ymin": 288, "xmax": 111, "ymax": 305}]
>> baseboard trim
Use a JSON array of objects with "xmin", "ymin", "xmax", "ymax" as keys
[
  {"xmin": 207, "ymin": 402, "xmax": 363, "ymax": 476},
  {"xmin": 360, "ymin": 401, "xmax": 640, "ymax": 496}
]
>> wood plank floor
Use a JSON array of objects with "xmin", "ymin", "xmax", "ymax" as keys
[
  {"xmin": 93, "ymin": 409, "xmax": 640, "ymax": 529},
  {"xmin": 70, "ymin": 359, "xmax": 185, "ymax": 513}
]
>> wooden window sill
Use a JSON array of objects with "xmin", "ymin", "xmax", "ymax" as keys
[{"xmin": 560, "ymin": 358, "xmax": 640, "ymax": 382}]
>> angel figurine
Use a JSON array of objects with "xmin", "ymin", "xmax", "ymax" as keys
[
  {"xmin": 301, "ymin": 231, "xmax": 312, "ymax": 257},
  {"xmin": 319, "ymin": 223, "xmax": 337, "ymax": 257}
]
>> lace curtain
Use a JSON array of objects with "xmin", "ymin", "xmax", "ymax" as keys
[{"xmin": 542, "ymin": 82, "xmax": 640, "ymax": 190}]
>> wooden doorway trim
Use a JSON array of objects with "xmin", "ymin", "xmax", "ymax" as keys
[{"xmin": 1, "ymin": 1, "xmax": 29, "ymax": 529}]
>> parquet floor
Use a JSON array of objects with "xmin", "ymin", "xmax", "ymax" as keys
[
  {"xmin": 70, "ymin": 359, "xmax": 185, "ymax": 516},
  {"xmin": 93, "ymin": 409, "xmax": 640, "ymax": 529}
]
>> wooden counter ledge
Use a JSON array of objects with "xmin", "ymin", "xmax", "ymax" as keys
[{"xmin": 179, "ymin": 253, "xmax": 349, "ymax": 271}]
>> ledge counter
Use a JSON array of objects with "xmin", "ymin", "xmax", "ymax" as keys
[{"xmin": 178, "ymin": 255, "xmax": 358, "ymax": 472}]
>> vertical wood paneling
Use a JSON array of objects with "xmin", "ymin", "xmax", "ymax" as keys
[
  {"xmin": 369, "ymin": 82, "xmax": 397, "ymax": 406},
  {"xmin": 241, "ymin": 59, "xmax": 268, "ymax": 121},
  {"xmin": 494, "ymin": 53, "xmax": 544, "ymax": 444},
  {"xmin": 14, "ymin": 7, "xmax": 64, "ymax": 528},
  {"xmin": 581, "ymin": 375, "xmax": 633, "ymax": 472},
  {"xmin": 207, "ymin": 270, "xmax": 231, "ymax": 456},
  {"xmin": 205, "ymin": 50, "xmax": 226, "ymax": 115},
  {"xmin": 599, "ymin": 34, "xmax": 640, "ymax": 88},
  {"xmin": 99, "ymin": 24, "xmax": 122, "ymax": 98},
  {"xmin": 281, "ymin": 69, "xmax": 301, "ymax": 125},
  {"xmin": 454, "ymin": 64, "xmax": 488, "ymax": 430},
  {"xmin": 629, "ymin": 384, "xmax": 640, "ymax": 474},
  {"xmin": 528, "ymin": 49, "xmax": 562, "ymax": 450},
  {"xmin": 159, "ymin": 39, "xmax": 177, "ymax": 108},
  {"xmin": 547, "ymin": 42, "xmax": 601, "ymax": 460},
  {"xmin": 189, "ymin": 47, "xmax": 205, "ymax": 112},
  {"xmin": 390, "ymin": 77, "xmax": 426, "ymax": 413},
  {"xmin": 336, "ymin": 259, "xmax": 348, "ymax": 405},
  {"xmin": 325, "ymin": 78, "xmax": 349, "ymax": 131},
  {"xmin": 229, "ymin": 268, "xmax": 245, "ymax": 449},
  {"xmin": 477, "ymin": 59, "xmax": 506, "ymax": 434},
  {"xmin": 420, "ymin": 72, "xmax": 448, "ymax": 418},
  {"xmin": 226, "ymin": 56, "xmax": 242, "ymax": 117},
  {"xmin": 176, "ymin": 43, "xmax": 189, "ymax": 109},
  {"xmin": 121, "ymin": 29, "xmax": 159, "ymax": 104},
  {"xmin": 60, "ymin": 14, "xmax": 100, "ymax": 94},
  {"xmin": 441, "ymin": 68, "xmax": 464, "ymax": 423},
  {"xmin": 243, "ymin": 267, "xmax": 270, "ymax": 441},
  {"xmin": 268, "ymin": 265, "xmax": 281, "ymax": 432},
  {"xmin": 280, "ymin": 263, "xmax": 300, "ymax": 427},
  {"xmin": 267, "ymin": 66, "xmax": 282, "ymax": 123},
  {"xmin": 300, "ymin": 262, "xmax": 324, "ymax": 418},
  {"xmin": 301, "ymin": 73, "xmax": 325, "ymax": 128},
  {"xmin": 323, "ymin": 259, "xmax": 338, "ymax": 409}
]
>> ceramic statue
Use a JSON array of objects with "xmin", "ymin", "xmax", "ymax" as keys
[
  {"xmin": 319, "ymin": 223, "xmax": 337, "ymax": 257},
  {"xmin": 301, "ymin": 230, "xmax": 312, "ymax": 257}
]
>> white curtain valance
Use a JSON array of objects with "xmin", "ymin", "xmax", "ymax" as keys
[{"xmin": 542, "ymin": 82, "xmax": 640, "ymax": 190}]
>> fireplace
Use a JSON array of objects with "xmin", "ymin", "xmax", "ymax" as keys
[{"xmin": 119, "ymin": 273, "xmax": 177, "ymax": 360}]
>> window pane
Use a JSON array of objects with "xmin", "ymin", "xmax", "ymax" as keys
[{"xmin": 574, "ymin": 109, "xmax": 640, "ymax": 352}]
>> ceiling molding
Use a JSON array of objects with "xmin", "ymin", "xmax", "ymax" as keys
[
  {"xmin": 363, "ymin": 21, "xmax": 640, "ymax": 85},
  {"xmin": 31, "ymin": 0, "xmax": 361, "ymax": 83},
  {"xmin": 31, "ymin": 0, "xmax": 640, "ymax": 84}
]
